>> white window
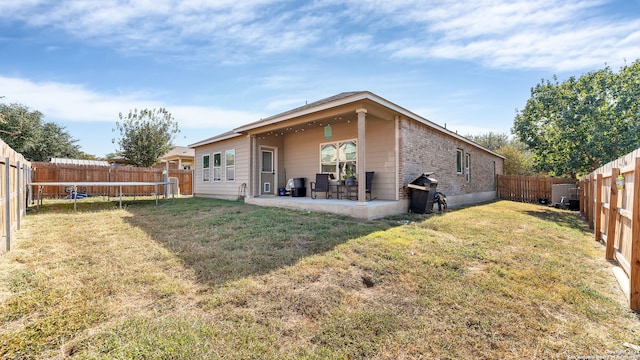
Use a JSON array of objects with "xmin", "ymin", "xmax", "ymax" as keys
[
  {"xmin": 465, "ymin": 153, "xmax": 471, "ymax": 183},
  {"xmin": 202, "ymin": 154, "xmax": 211, "ymax": 182},
  {"xmin": 261, "ymin": 150, "xmax": 273, "ymax": 173},
  {"xmin": 320, "ymin": 139, "xmax": 356, "ymax": 180},
  {"xmin": 456, "ymin": 149, "xmax": 463, "ymax": 174},
  {"xmin": 225, "ymin": 149, "xmax": 235, "ymax": 181},
  {"xmin": 213, "ymin": 153, "xmax": 222, "ymax": 182}
]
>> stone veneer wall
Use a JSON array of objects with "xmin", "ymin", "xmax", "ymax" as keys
[{"xmin": 398, "ymin": 118, "xmax": 504, "ymax": 201}]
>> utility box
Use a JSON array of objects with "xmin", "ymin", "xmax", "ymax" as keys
[{"xmin": 552, "ymin": 183, "xmax": 579, "ymax": 210}]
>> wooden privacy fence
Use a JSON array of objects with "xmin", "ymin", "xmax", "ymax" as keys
[
  {"xmin": 31, "ymin": 162, "xmax": 192, "ymax": 198},
  {"xmin": 0, "ymin": 140, "xmax": 31, "ymax": 254},
  {"xmin": 580, "ymin": 148, "xmax": 640, "ymax": 311},
  {"xmin": 497, "ymin": 175, "xmax": 575, "ymax": 203}
]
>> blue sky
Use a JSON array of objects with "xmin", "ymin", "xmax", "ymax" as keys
[{"xmin": 1, "ymin": 0, "xmax": 639, "ymax": 158}]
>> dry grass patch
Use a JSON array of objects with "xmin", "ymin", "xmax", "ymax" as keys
[{"xmin": 1, "ymin": 198, "xmax": 639, "ymax": 359}]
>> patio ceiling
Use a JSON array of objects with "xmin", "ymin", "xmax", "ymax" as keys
[
  {"xmin": 245, "ymin": 100, "xmax": 396, "ymax": 139},
  {"xmin": 250, "ymin": 110, "xmax": 358, "ymax": 139}
]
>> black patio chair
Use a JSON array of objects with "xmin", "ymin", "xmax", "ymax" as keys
[
  {"xmin": 345, "ymin": 171, "xmax": 375, "ymax": 201},
  {"xmin": 310, "ymin": 173, "xmax": 331, "ymax": 199}
]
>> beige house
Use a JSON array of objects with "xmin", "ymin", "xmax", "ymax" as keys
[{"xmin": 189, "ymin": 91, "xmax": 504, "ymax": 219}]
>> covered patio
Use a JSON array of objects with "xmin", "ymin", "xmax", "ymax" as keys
[{"xmin": 243, "ymin": 93, "xmax": 399, "ymax": 206}]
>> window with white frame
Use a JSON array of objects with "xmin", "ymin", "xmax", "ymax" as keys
[
  {"xmin": 465, "ymin": 153, "xmax": 471, "ymax": 183},
  {"xmin": 320, "ymin": 139, "xmax": 356, "ymax": 180},
  {"xmin": 456, "ymin": 149, "xmax": 463, "ymax": 174},
  {"xmin": 225, "ymin": 149, "xmax": 235, "ymax": 181},
  {"xmin": 213, "ymin": 153, "xmax": 222, "ymax": 182},
  {"xmin": 202, "ymin": 154, "xmax": 211, "ymax": 182}
]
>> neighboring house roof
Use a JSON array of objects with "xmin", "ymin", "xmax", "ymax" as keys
[
  {"xmin": 161, "ymin": 146, "xmax": 195, "ymax": 161},
  {"xmin": 189, "ymin": 91, "xmax": 504, "ymax": 159},
  {"xmin": 107, "ymin": 156, "xmax": 134, "ymax": 165},
  {"xmin": 107, "ymin": 147, "xmax": 195, "ymax": 167},
  {"xmin": 50, "ymin": 157, "xmax": 110, "ymax": 167}
]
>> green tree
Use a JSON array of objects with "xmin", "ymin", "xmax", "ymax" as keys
[
  {"xmin": 466, "ymin": 132, "xmax": 535, "ymax": 175},
  {"xmin": 466, "ymin": 132, "xmax": 510, "ymax": 151},
  {"xmin": 104, "ymin": 152, "xmax": 121, "ymax": 160},
  {"xmin": 496, "ymin": 144, "xmax": 535, "ymax": 176},
  {"xmin": 513, "ymin": 60, "xmax": 640, "ymax": 178},
  {"xmin": 0, "ymin": 102, "xmax": 81, "ymax": 161},
  {"xmin": 75, "ymin": 151, "xmax": 99, "ymax": 160},
  {"xmin": 113, "ymin": 108, "xmax": 180, "ymax": 167}
]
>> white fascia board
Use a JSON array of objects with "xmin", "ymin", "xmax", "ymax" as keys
[
  {"xmin": 188, "ymin": 132, "xmax": 243, "ymax": 148},
  {"xmin": 233, "ymin": 92, "xmax": 373, "ymax": 133},
  {"xmin": 232, "ymin": 91, "xmax": 503, "ymax": 160}
]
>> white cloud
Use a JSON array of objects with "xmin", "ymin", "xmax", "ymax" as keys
[
  {"xmin": 335, "ymin": 34, "xmax": 374, "ymax": 52},
  {"xmin": 171, "ymin": 106, "xmax": 260, "ymax": 129},
  {"xmin": 377, "ymin": 0, "xmax": 639, "ymax": 71},
  {"xmin": 1, "ymin": 0, "xmax": 323, "ymax": 60},
  {"xmin": 2, "ymin": 0, "xmax": 639, "ymax": 72},
  {"xmin": 0, "ymin": 76, "xmax": 260, "ymax": 129}
]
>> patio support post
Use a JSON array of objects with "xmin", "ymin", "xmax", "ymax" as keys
[
  {"xmin": 356, "ymin": 108, "xmax": 367, "ymax": 204},
  {"xmin": 250, "ymin": 135, "xmax": 257, "ymax": 197}
]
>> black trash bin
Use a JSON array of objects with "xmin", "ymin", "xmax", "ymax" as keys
[
  {"xmin": 408, "ymin": 173, "xmax": 438, "ymax": 214},
  {"xmin": 292, "ymin": 177, "xmax": 306, "ymax": 197}
]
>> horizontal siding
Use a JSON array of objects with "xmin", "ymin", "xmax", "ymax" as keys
[
  {"xmin": 280, "ymin": 118, "xmax": 396, "ymax": 200},
  {"xmin": 193, "ymin": 136, "xmax": 250, "ymax": 198},
  {"xmin": 282, "ymin": 125, "xmax": 327, "ymax": 186}
]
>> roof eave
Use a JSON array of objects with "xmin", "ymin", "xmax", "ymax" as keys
[
  {"xmin": 188, "ymin": 132, "xmax": 243, "ymax": 148},
  {"xmin": 233, "ymin": 91, "xmax": 373, "ymax": 133},
  {"xmin": 193, "ymin": 91, "xmax": 504, "ymax": 159}
]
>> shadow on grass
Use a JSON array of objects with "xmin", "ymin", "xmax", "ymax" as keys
[
  {"xmin": 26, "ymin": 195, "xmax": 165, "ymax": 213},
  {"xmin": 521, "ymin": 206, "xmax": 592, "ymax": 233},
  {"xmin": 117, "ymin": 197, "xmax": 401, "ymax": 287}
]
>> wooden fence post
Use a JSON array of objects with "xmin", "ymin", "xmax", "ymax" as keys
[
  {"xmin": 606, "ymin": 168, "xmax": 620, "ymax": 260},
  {"xmin": 630, "ymin": 158, "xmax": 640, "ymax": 311},
  {"xmin": 16, "ymin": 161, "xmax": 20, "ymax": 230},
  {"xmin": 585, "ymin": 176, "xmax": 592, "ymax": 228},
  {"xmin": 595, "ymin": 173, "xmax": 603, "ymax": 241},
  {"xmin": 5, "ymin": 158, "xmax": 10, "ymax": 252},
  {"xmin": 592, "ymin": 176, "xmax": 597, "ymax": 226},
  {"xmin": 579, "ymin": 179, "xmax": 584, "ymax": 215},
  {"xmin": 583, "ymin": 177, "xmax": 589, "ymax": 219}
]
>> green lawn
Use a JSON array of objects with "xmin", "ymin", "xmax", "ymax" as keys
[{"xmin": 1, "ymin": 197, "xmax": 639, "ymax": 359}]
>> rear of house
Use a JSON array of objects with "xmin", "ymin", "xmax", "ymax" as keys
[
  {"xmin": 191, "ymin": 132, "xmax": 250, "ymax": 201},
  {"xmin": 190, "ymin": 91, "xmax": 504, "ymax": 218}
]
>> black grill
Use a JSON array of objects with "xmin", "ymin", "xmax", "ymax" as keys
[{"xmin": 408, "ymin": 173, "xmax": 438, "ymax": 214}]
